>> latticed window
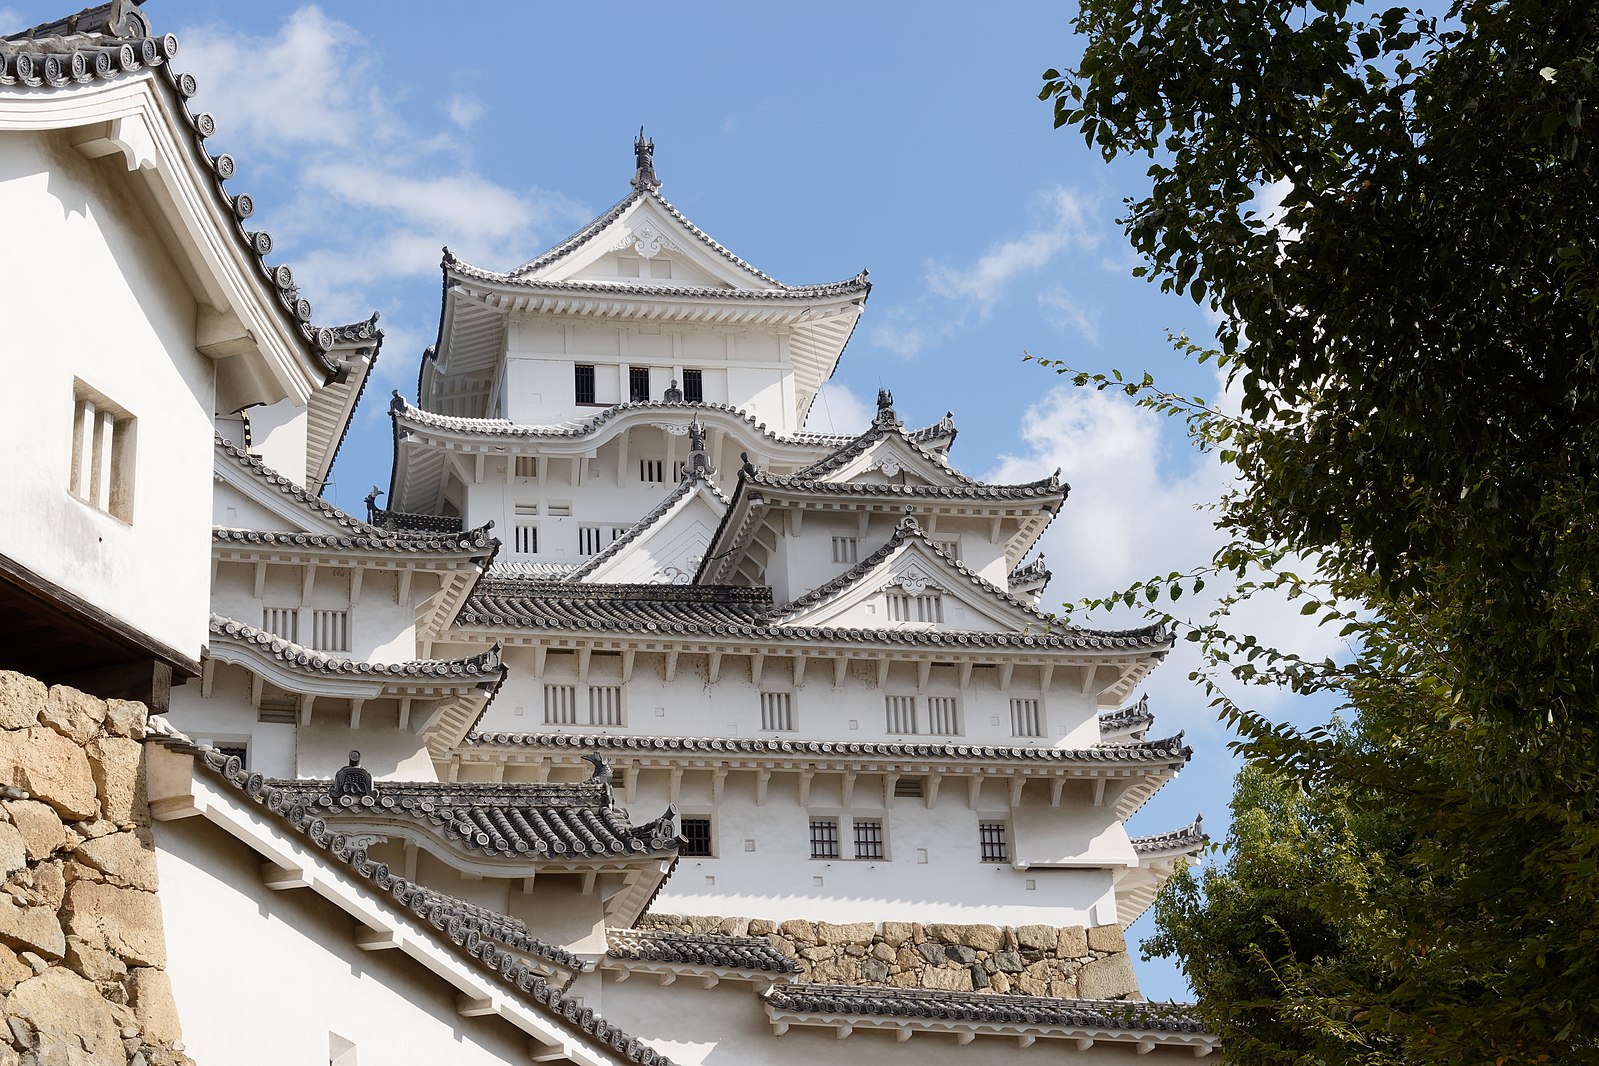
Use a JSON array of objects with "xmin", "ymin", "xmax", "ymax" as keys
[
  {"xmin": 307, "ymin": 609, "xmax": 349, "ymax": 653},
  {"xmin": 854, "ymin": 819, "xmax": 885, "ymax": 860},
  {"xmin": 262, "ymin": 606, "xmax": 298, "ymax": 642},
  {"xmin": 543, "ymin": 684, "xmax": 577, "ymax": 725},
  {"xmin": 894, "ymin": 778, "xmax": 925, "ymax": 798},
  {"xmin": 70, "ymin": 382, "xmax": 135, "ymax": 521},
  {"xmin": 589, "ymin": 685, "xmax": 623, "ymax": 726},
  {"xmin": 214, "ymin": 743, "xmax": 248, "ymax": 769},
  {"xmin": 885, "ymin": 694, "xmax": 918, "ymax": 733},
  {"xmin": 574, "ymin": 364, "xmax": 596, "ymax": 404},
  {"xmin": 579, "ymin": 526, "xmax": 603, "ymax": 555},
  {"xmin": 926, "ymin": 696, "xmax": 959, "ymax": 736},
  {"xmin": 629, "ymin": 367, "xmax": 651, "ymax": 402},
  {"xmin": 514, "ymin": 456, "xmax": 537, "ymax": 479},
  {"xmin": 832, "ymin": 536, "xmax": 858, "ymax": 564},
  {"xmin": 979, "ymin": 821, "xmax": 1009, "ymax": 863},
  {"xmin": 886, "ymin": 592, "xmax": 943, "ymax": 623},
  {"xmin": 513, "ymin": 504, "xmax": 538, "ymax": 555},
  {"xmin": 682, "ymin": 369, "xmax": 704, "ymax": 403},
  {"xmin": 1010, "ymin": 698, "xmax": 1043, "ymax": 738},
  {"xmin": 640, "ymin": 459, "xmax": 664, "ymax": 483},
  {"xmin": 680, "ymin": 818, "xmax": 713, "ymax": 857},
  {"xmin": 760, "ymin": 692, "xmax": 795, "ymax": 731},
  {"xmin": 809, "ymin": 818, "xmax": 840, "ymax": 859}
]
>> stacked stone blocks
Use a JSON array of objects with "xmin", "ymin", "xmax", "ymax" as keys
[
  {"xmin": 637, "ymin": 913, "xmax": 1141, "ymax": 999},
  {"xmin": 0, "ymin": 672, "xmax": 192, "ymax": 1066}
]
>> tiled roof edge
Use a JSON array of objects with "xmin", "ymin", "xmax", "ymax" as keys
[{"xmin": 209, "ymin": 614, "xmax": 505, "ymax": 681}]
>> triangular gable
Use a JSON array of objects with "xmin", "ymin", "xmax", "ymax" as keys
[
  {"xmin": 575, "ymin": 478, "xmax": 728, "ymax": 585},
  {"xmin": 795, "ymin": 392, "xmax": 979, "ymax": 487},
  {"xmin": 517, "ymin": 192, "xmax": 780, "ymax": 293},
  {"xmin": 213, "ymin": 436, "xmax": 368, "ymax": 536},
  {"xmin": 771, "ymin": 517, "xmax": 1054, "ymax": 634}
]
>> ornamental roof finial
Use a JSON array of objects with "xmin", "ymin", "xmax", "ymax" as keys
[
  {"xmin": 632, "ymin": 128, "xmax": 660, "ymax": 190},
  {"xmin": 330, "ymin": 750, "xmax": 374, "ymax": 798},
  {"xmin": 874, "ymin": 387, "xmax": 900, "ymax": 427}
]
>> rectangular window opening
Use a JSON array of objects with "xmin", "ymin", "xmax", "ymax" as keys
[
  {"xmin": 831, "ymin": 536, "xmax": 858, "ymax": 564},
  {"xmin": 579, "ymin": 526, "xmax": 603, "ymax": 555},
  {"xmin": 927, "ymin": 695, "xmax": 960, "ymax": 736},
  {"xmin": 639, "ymin": 459, "xmax": 664, "ymax": 483},
  {"xmin": 307, "ymin": 609, "xmax": 349, "ymax": 653},
  {"xmin": 514, "ymin": 456, "xmax": 538, "ymax": 479},
  {"xmin": 682, "ymin": 369, "xmax": 704, "ymax": 403},
  {"xmin": 894, "ymin": 777, "xmax": 925, "ymax": 798},
  {"xmin": 70, "ymin": 382, "xmax": 135, "ymax": 521},
  {"xmin": 680, "ymin": 817, "xmax": 713, "ymax": 857},
  {"xmin": 1010, "ymin": 698, "xmax": 1043, "ymax": 738},
  {"xmin": 760, "ymin": 691, "xmax": 795, "ymax": 732},
  {"xmin": 589, "ymin": 685, "xmax": 623, "ymax": 726},
  {"xmin": 629, "ymin": 367, "xmax": 651, "ymax": 403},
  {"xmin": 574, "ymin": 364, "xmax": 597, "ymax": 405},
  {"xmin": 543, "ymin": 684, "xmax": 577, "ymax": 725},
  {"xmin": 885, "ymin": 694, "xmax": 919, "ymax": 734},
  {"xmin": 854, "ymin": 819, "xmax": 885, "ymax": 861},
  {"xmin": 262, "ymin": 606, "xmax": 299, "ymax": 643},
  {"xmin": 980, "ymin": 821, "xmax": 1009, "ymax": 863},
  {"xmin": 809, "ymin": 818, "xmax": 840, "ymax": 860}
]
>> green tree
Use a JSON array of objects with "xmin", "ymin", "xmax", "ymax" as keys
[{"xmin": 1037, "ymin": 0, "xmax": 1599, "ymax": 1061}]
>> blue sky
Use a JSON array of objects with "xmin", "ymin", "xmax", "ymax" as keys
[{"xmin": 5, "ymin": 0, "xmax": 1346, "ymax": 1001}]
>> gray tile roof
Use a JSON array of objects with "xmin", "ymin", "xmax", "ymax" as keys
[
  {"xmin": 607, "ymin": 928, "xmax": 801, "ymax": 974},
  {"xmin": 466, "ymin": 730, "xmax": 1195, "ymax": 768},
  {"xmin": 389, "ymin": 393, "xmax": 954, "ymax": 451},
  {"xmin": 564, "ymin": 467, "xmax": 729, "ymax": 583},
  {"xmin": 765, "ymin": 984, "xmax": 1206, "ymax": 1034},
  {"xmin": 389, "ymin": 881, "xmax": 585, "ymax": 972},
  {"xmin": 180, "ymin": 742, "xmax": 677, "ymax": 1066},
  {"xmin": 2, "ymin": 5, "xmax": 337, "ymax": 374},
  {"xmin": 321, "ymin": 312, "xmax": 384, "ymax": 488},
  {"xmin": 451, "ymin": 253, "xmax": 870, "ymax": 302},
  {"xmin": 212, "ymin": 526, "xmax": 493, "ymax": 555},
  {"xmin": 1099, "ymin": 694, "xmax": 1155, "ymax": 739},
  {"xmin": 793, "ymin": 395, "xmax": 967, "ymax": 483},
  {"xmin": 368, "ymin": 509, "xmax": 464, "ymax": 536},
  {"xmin": 1131, "ymin": 817, "xmax": 1207, "ymax": 856},
  {"xmin": 746, "ymin": 468, "xmax": 1063, "ymax": 503},
  {"xmin": 216, "ymin": 436, "xmax": 497, "ymax": 554},
  {"xmin": 1009, "ymin": 555, "xmax": 1052, "ymax": 590},
  {"xmin": 208, "ymin": 615, "xmax": 506, "ymax": 683},
  {"xmin": 255, "ymin": 773, "xmax": 679, "ymax": 862}
]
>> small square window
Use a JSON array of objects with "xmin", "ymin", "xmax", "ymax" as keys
[
  {"xmin": 809, "ymin": 818, "xmax": 840, "ymax": 859},
  {"xmin": 979, "ymin": 821, "xmax": 1009, "ymax": 863},
  {"xmin": 681, "ymin": 817, "xmax": 713, "ymax": 857},
  {"xmin": 853, "ymin": 819, "xmax": 884, "ymax": 861}
]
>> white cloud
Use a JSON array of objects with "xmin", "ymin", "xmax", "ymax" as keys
[
  {"xmin": 802, "ymin": 382, "xmax": 874, "ymax": 436},
  {"xmin": 0, "ymin": 8, "xmax": 24, "ymax": 35},
  {"xmin": 987, "ymin": 382, "xmax": 1346, "ymax": 731},
  {"xmin": 1038, "ymin": 286, "xmax": 1100, "ymax": 344},
  {"xmin": 868, "ymin": 321, "xmax": 928, "ymax": 359},
  {"xmin": 447, "ymin": 95, "xmax": 484, "ymax": 129},
  {"xmin": 926, "ymin": 188, "xmax": 1100, "ymax": 317}
]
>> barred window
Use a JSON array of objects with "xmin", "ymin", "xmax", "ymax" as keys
[
  {"xmin": 640, "ymin": 459, "xmax": 664, "ymax": 483},
  {"xmin": 262, "ymin": 606, "xmax": 298, "ymax": 642},
  {"xmin": 579, "ymin": 526, "xmax": 603, "ymax": 555},
  {"xmin": 853, "ymin": 819, "xmax": 885, "ymax": 861},
  {"xmin": 514, "ymin": 456, "xmax": 538, "ymax": 479},
  {"xmin": 926, "ymin": 696, "xmax": 960, "ymax": 736},
  {"xmin": 894, "ymin": 778, "xmax": 925, "ymax": 798},
  {"xmin": 69, "ymin": 382, "xmax": 135, "ymax": 521},
  {"xmin": 760, "ymin": 691, "xmax": 795, "ymax": 732},
  {"xmin": 214, "ymin": 743, "xmax": 248, "ymax": 769},
  {"xmin": 832, "ymin": 536, "xmax": 858, "ymax": 564},
  {"xmin": 543, "ymin": 684, "xmax": 577, "ymax": 725},
  {"xmin": 979, "ymin": 821, "xmax": 1009, "ymax": 863},
  {"xmin": 682, "ymin": 369, "xmax": 704, "ymax": 403},
  {"xmin": 629, "ymin": 366, "xmax": 651, "ymax": 402},
  {"xmin": 1010, "ymin": 698, "xmax": 1043, "ymax": 738},
  {"xmin": 681, "ymin": 817, "xmax": 713, "ymax": 857},
  {"xmin": 886, "ymin": 592, "xmax": 943, "ymax": 623},
  {"xmin": 574, "ymin": 364, "xmax": 596, "ymax": 404},
  {"xmin": 307, "ymin": 609, "xmax": 349, "ymax": 653},
  {"xmin": 589, "ymin": 685, "xmax": 623, "ymax": 726},
  {"xmin": 809, "ymin": 818, "xmax": 840, "ymax": 859},
  {"xmin": 885, "ymin": 694, "xmax": 918, "ymax": 734},
  {"xmin": 513, "ymin": 522, "xmax": 538, "ymax": 555}
]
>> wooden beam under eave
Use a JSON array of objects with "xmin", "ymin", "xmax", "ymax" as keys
[
  {"xmin": 834, "ymin": 656, "xmax": 848, "ymax": 687},
  {"xmin": 669, "ymin": 768, "xmax": 683, "ymax": 806},
  {"xmin": 456, "ymin": 994, "xmax": 495, "ymax": 1018},
  {"xmin": 711, "ymin": 769, "xmax": 727, "ymax": 805},
  {"xmin": 621, "ymin": 649, "xmax": 635, "ymax": 684},
  {"xmin": 799, "ymin": 771, "xmax": 815, "ymax": 807},
  {"xmin": 750, "ymin": 652, "xmax": 764, "ymax": 687},
  {"xmin": 261, "ymin": 862, "xmax": 309, "ymax": 891},
  {"xmin": 397, "ymin": 569, "xmax": 413, "ymax": 607},
  {"xmin": 841, "ymin": 771, "xmax": 857, "ymax": 808},
  {"xmin": 298, "ymin": 694, "xmax": 316, "ymax": 726},
  {"xmin": 200, "ymin": 658, "xmax": 215, "ymax": 698},
  {"xmin": 708, "ymin": 652, "xmax": 723, "ymax": 684},
  {"xmin": 301, "ymin": 561, "xmax": 317, "ymax": 603},
  {"xmin": 249, "ymin": 674, "xmax": 264, "ymax": 710},
  {"xmin": 664, "ymin": 649, "xmax": 679, "ymax": 683},
  {"xmin": 354, "ymin": 924, "xmax": 400, "ymax": 951},
  {"xmin": 755, "ymin": 769, "xmax": 771, "ymax": 806},
  {"xmin": 349, "ymin": 568, "xmax": 363, "ymax": 606},
  {"xmin": 349, "ymin": 699, "xmax": 364, "ymax": 730},
  {"xmin": 917, "ymin": 659, "xmax": 931, "ymax": 693},
  {"xmin": 968, "ymin": 776, "xmax": 984, "ymax": 810},
  {"xmin": 1080, "ymin": 663, "xmax": 1099, "ymax": 694},
  {"xmin": 925, "ymin": 775, "xmax": 941, "ymax": 810}
]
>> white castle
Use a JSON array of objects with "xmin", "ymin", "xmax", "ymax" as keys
[{"xmin": 0, "ymin": 5, "xmax": 1210, "ymax": 1063}]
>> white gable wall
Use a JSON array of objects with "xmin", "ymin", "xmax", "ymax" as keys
[{"xmin": 0, "ymin": 129, "xmax": 216, "ymax": 660}]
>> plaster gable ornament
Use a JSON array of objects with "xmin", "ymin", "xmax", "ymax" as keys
[
  {"xmin": 651, "ymin": 421, "xmax": 691, "ymax": 436},
  {"xmin": 895, "ymin": 567, "xmax": 933, "ymax": 596},
  {"xmin": 614, "ymin": 220, "xmax": 680, "ymax": 260},
  {"xmin": 876, "ymin": 457, "xmax": 903, "ymax": 478}
]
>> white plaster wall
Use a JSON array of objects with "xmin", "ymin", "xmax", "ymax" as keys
[
  {"xmin": 475, "ymin": 647, "xmax": 1102, "ymax": 749},
  {"xmin": 623, "ymin": 769, "xmax": 1122, "ymax": 926},
  {"xmin": 210, "ymin": 562, "xmax": 422, "ymax": 663},
  {"xmin": 594, "ymin": 973, "xmax": 1176, "ymax": 1066},
  {"xmin": 155, "ymin": 815, "xmax": 539, "ymax": 1066},
  {"xmin": 211, "ymin": 478, "xmax": 292, "ymax": 532},
  {"xmin": 244, "ymin": 397, "xmax": 309, "ymax": 488},
  {"xmin": 0, "ymin": 130, "xmax": 215, "ymax": 659}
]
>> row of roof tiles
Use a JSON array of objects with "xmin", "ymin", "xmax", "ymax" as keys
[
  {"xmin": 606, "ymin": 928, "xmax": 801, "ymax": 974},
  {"xmin": 210, "ymin": 615, "xmax": 504, "ymax": 680},
  {"xmin": 765, "ymin": 984, "xmax": 1205, "ymax": 1033},
  {"xmin": 466, "ymin": 730, "xmax": 1194, "ymax": 767},
  {"xmin": 3, "ymin": 5, "xmax": 337, "ymax": 371}
]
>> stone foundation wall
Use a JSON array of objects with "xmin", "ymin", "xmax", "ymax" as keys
[
  {"xmin": 0, "ymin": 672, "xmax": 193, "ymax": 1066},
  {"xmin": 636, "ymin": 913, "xmax": 1141, "ymax": 1000}
]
